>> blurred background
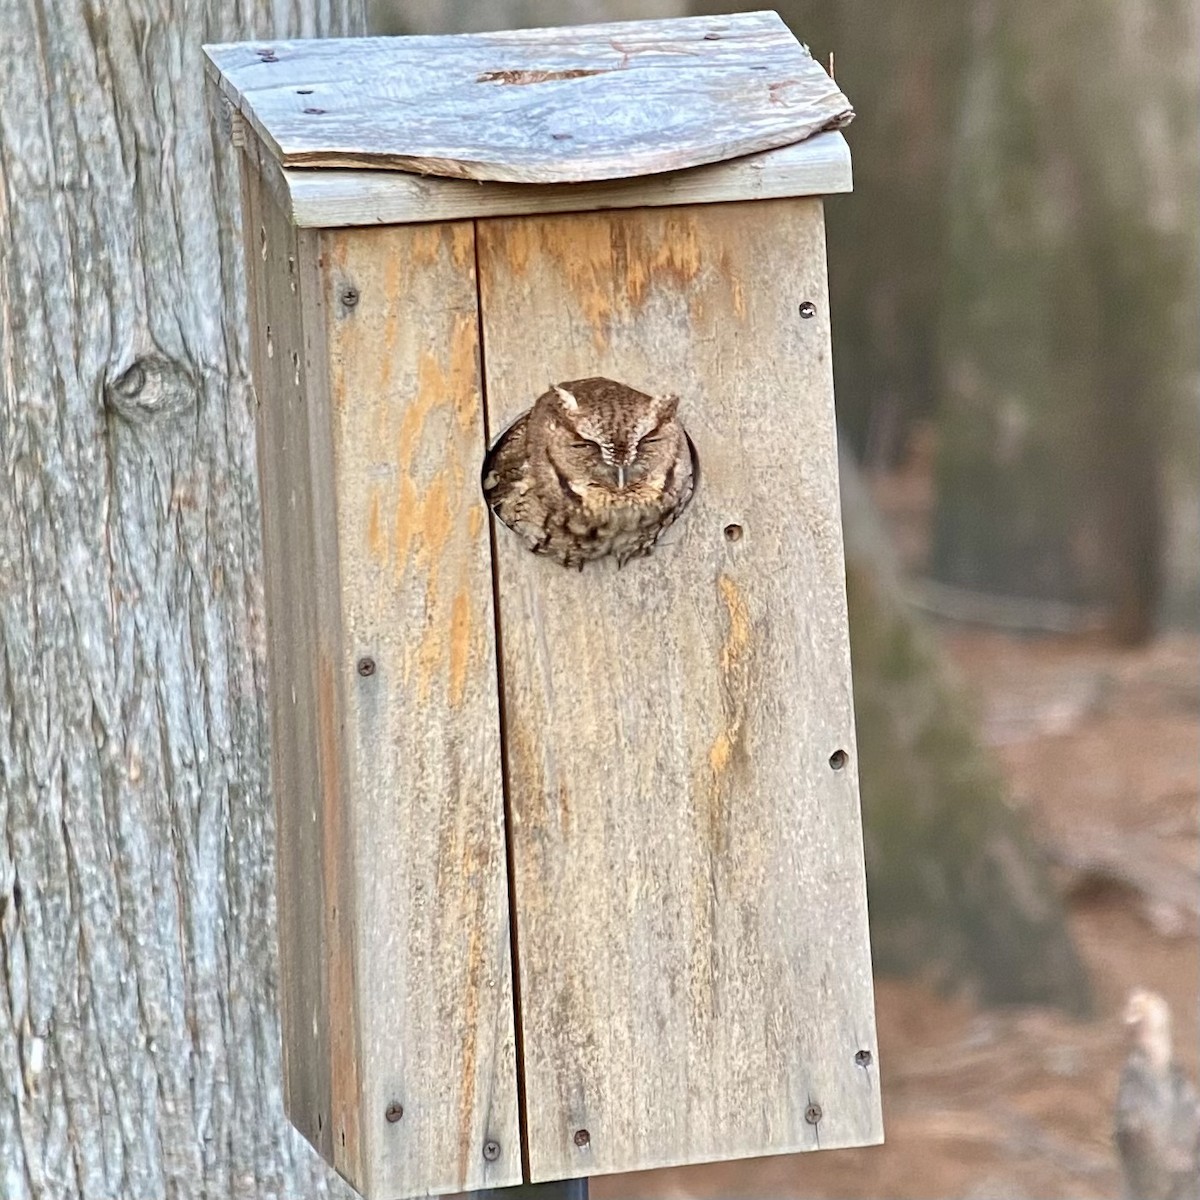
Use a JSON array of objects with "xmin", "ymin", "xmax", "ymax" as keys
[{"xmin": 376, "ymin": 2, "xmax": 1200, "ymax": 1197}]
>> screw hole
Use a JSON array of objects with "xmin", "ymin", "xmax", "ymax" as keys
[
  {"xmin": 855, "ymin": 1049, "xmax": 873, "ymax": 1068},
  {"xmin": 829, "ymin": 749, "xmax": 848, "ymax": 771},
  {"xmin": 799, "ymin": 301, "xmax": 816, "ymax": 319},
  {"xmin": 317, "ymin": 1112, "xmax": 323, "ymax": 1132},
  {"xmin": 385, "ymin": 1101, "xmax": 404, "ymax": 1124},
  {"xmin": 303, "ymin": 107, "xmax": 326, "ymax": 115},
  {"xmin": 357, "ymin": 657, "xmax": 376, "ymax": 678},
  {"xmin": 804, "ymin": 1103, "xmax": 823, "ymax": 1125},
  {"xmin": 573, "ymin": 1128, "xmax": 591, "ymax": 1148},
  {"xmin": 297, "ymin": 88, "xmax": 313, "ymax": 95},
  {"xmin": 724, "ymin": 524, "xmax": 743, "ymax": 543}
]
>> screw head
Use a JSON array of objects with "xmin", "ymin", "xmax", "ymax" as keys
[
  {"xmin": 573, "ymin": 1128, "xmax": 591, "ymax": 1148},
  {"xmin": 482, "ymin": 1139, "xmax": 501, "ymax": 1162},
  {"xmin": 804, "ymin": 1103, "xmax": 823, "ymax": 1125},
  {"xmin": 829, "ymin": 748, "xmax": 848, "ymax": 771},
  {"xmin": 340, "ymin": 286, "xmax": 360, "ymax": 309},
  {"xmin": 385, "ymin": 1102, "xmax": 404, "ymax": 1124},
  {"xmin": 855, "ymin": 1049, "xmax": 873, "ymax": 1068},
  {"xmin": 357, "ymin": 656, "xmax": 376, "ymax": 677},
  {"xmin": 799, "ymin": 301, "xmax": 817, "ymax": 319}
]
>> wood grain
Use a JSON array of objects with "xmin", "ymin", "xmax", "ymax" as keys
[
  {"xmin": 311, "ymin": 218, "xmax": 522, "ymax": 1198},
  {"xmin": 203, "ymin": 12, "xmax": 852, "ymax": 183},
  {"xmin": 242, "ymin": 161, "xmax": 346, "ymax": 1168},
  {"xmin": 476, "ymin": 200, "xmax": 882, "ymax": 1182},
  {"xmin": 247, "ymin": 176, "xmax": 522, "ymax": 1195},
  {"xmin": 0, "ymin": 1, "xmax": 364, "ymax": 1194},
  {"xmin": 272, "ymin": 132, "xmax": 851, "ymax": 229}
]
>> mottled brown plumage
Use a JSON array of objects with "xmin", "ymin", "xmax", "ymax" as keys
[{"xmin": 482, "ymin": 377, "xmax": 696, "ymax": 569}]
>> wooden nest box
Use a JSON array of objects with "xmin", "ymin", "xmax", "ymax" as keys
[{"xmin": 205, "ymin": 12, "xmax": 880, "ymax": 1198}]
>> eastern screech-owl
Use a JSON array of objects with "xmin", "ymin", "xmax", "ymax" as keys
[{"xmin": 482, "ymin": 377, "xmax": 696, "ymax": 569}]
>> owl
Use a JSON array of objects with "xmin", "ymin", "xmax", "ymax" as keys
[{"xmin": 482, "ymin": 377, "xmax": 696, "ymax": 569}]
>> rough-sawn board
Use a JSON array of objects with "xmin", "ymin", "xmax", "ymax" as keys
[
  {"xmin": 203, "ymin": 12, "xmax": 853, "ymax": 183},
  {"xmin": 243, "ymin": 166, "xmax": 522, "ymax": 1197},
  {"xmin": 477, "ymin": 198, "xmax": 882, "ymax": 1182}
]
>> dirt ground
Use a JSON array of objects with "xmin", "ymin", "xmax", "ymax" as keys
[{"xmin": 597, "ymin": 455, "xmax": 1199, "ymax": 1199}]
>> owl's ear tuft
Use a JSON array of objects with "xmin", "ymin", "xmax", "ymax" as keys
[
  {"xmin": 553, "ymin": 385, "xmax": 579, "ymax": 412},
  {"xmin": 654, "ymin": 393, "xmax": 680, "ymax": 420}
]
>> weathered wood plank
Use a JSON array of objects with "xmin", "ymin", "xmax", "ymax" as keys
[
  {"xmin": 272, "ymin": 132, "xmax": 851, "ymax": 229},
  {"xmin": 310, "ymin": 220, "xmax": 522, "ymax": 1196},
  {"xmin": 203, "ymin": 12, "xmax": 852, "ymax": 184},
  {"xmin": 242, "ymin": 161, "xmax": 344, "ymax": 1167},
  {"xmin": 477, "ymin": 199, "xmax": 881, "ymax": 1183}
]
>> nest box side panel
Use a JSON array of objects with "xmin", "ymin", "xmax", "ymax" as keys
[
  {"xmin": 313, "ymin": 220, "xmax": 521, "ymax": 1196},
  {"xmin": 242, "ymin": 165, "xmax": 360, "ymax": 1174},
  {"xmin": 477, "ymin": 200, "xmax": 882, "ymax": 1182}
]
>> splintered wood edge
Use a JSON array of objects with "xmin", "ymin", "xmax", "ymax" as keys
[
  {"xmin": 280, "ymin": 134, "xmax": 851, "ymax": 227},
  {"xmin": 204, "ymin": 56, "xmax": 851, "ymax": 228},
  {"xmin": 232, "ymin": 127, "xmax": 851, "ymax": 229}
]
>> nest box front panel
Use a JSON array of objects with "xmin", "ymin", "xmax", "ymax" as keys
[{"xmin": 478, "ymin": 198, "xmax": 882, "ymax": 1181}]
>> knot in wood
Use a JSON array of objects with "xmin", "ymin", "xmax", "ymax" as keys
[{"xmin": 104, "ymin": 354, "xmax": 196, "ymax": 423}]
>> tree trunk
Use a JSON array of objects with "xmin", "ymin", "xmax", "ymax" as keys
[
  {"xmin": 0, "ymin": 1, "xmax": 362, "ymax": 1196},
  {"xmin": 841, "ymin": 454, "xmax": 1091, "ymax": 1014},
  {"xmin": 931, "ymin": 0, "xmax": 1199, "ymax": 642}
]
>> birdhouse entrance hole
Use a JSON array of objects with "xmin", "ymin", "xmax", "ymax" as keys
[{"xmin": 205, "ymin": 12, "xmax": 879, "ymax": 1200}]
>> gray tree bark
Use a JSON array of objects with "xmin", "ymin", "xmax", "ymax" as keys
[{"xmin": 0, "ymin": 1, "xmax": 363, "ymax": 1196}]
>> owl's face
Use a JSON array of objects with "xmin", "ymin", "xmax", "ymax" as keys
[{"xmin": 538, "ymin": 377, "xmax": 683, "ymax": 496}]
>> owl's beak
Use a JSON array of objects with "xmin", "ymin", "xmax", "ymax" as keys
[{"xmin": 616, "ymin": 465, "xmax": 627, "ymax": 490}]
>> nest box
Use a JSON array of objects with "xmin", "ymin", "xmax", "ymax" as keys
[{"xmin": 205, "ymin": 12, "xmax": 880, "ymax": 1198}]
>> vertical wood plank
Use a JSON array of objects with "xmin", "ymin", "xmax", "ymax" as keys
[
  {"xmin": 242, "ymin": 161, "xmax": 340, "ymax": 1166},
  {"xmin": 477, "ymin": 199, "xmax": 881, "ymax": 1182},
  {"xmin": 312, "ymin": 220, "xmax": 522, "ymax": 1196}
]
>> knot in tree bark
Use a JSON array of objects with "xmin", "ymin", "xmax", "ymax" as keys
[{"xmin": 104, "ymin": 354, "xmax": 197, "ymax": 423}]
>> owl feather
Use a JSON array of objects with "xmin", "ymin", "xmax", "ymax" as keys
[{"xmin": 482, "ymin": 377, "xmax": 696, "ymax": 569}]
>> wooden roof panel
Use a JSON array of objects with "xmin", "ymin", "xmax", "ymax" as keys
[{"xmin": 204, "ymin": 12, "xmax": 853, "ymax": 184}]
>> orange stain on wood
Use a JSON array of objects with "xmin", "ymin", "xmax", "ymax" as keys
[
  {"xmin": 535, "ymin": 217, "xmax": 616, "ymax": 349},
  {"xmin": 377, "ymin": 247, "xmax": 405, "ymax": 392},
  {"xmin": 731, "ymin": 277, "xmax": 747, "ymax": 321},
  {"xmin": 410, "ymin": 223, "xmax": 446, "ymax": 267},
  {"xmin": 448, "ymin": 585, "xmax": 473, "ymax": 708},
  {"xmin": 622, "ymin": 214, "xmax": 703, "ymax": 308},
  {"xmin": 707, "ymin": 571, "xmax": 754, "ymax": 856},
  {"xmin": 366, "ymin": 488, "xmax": 385, "ymax": 564},
  {"xmin": 709, "ymin": 731, "xmax": 733, "ymax": 775},
  {"xmin": 717, "ymin": 573, "xmax": 751, "ymax": 676},
  {"xmin": 467, "ymin": 503, "xmax": 485, "ymax": 541},
  {"xmin": 492, "ymin": 219, "xmax": 532, "ymax": 277},
  {"xmin": 447, "ymin": 313, "xmax": 482, "ymax": 431},
  {"xmin": 450, "ymin": 222, "xmax": 475, "ymax": 271}
]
